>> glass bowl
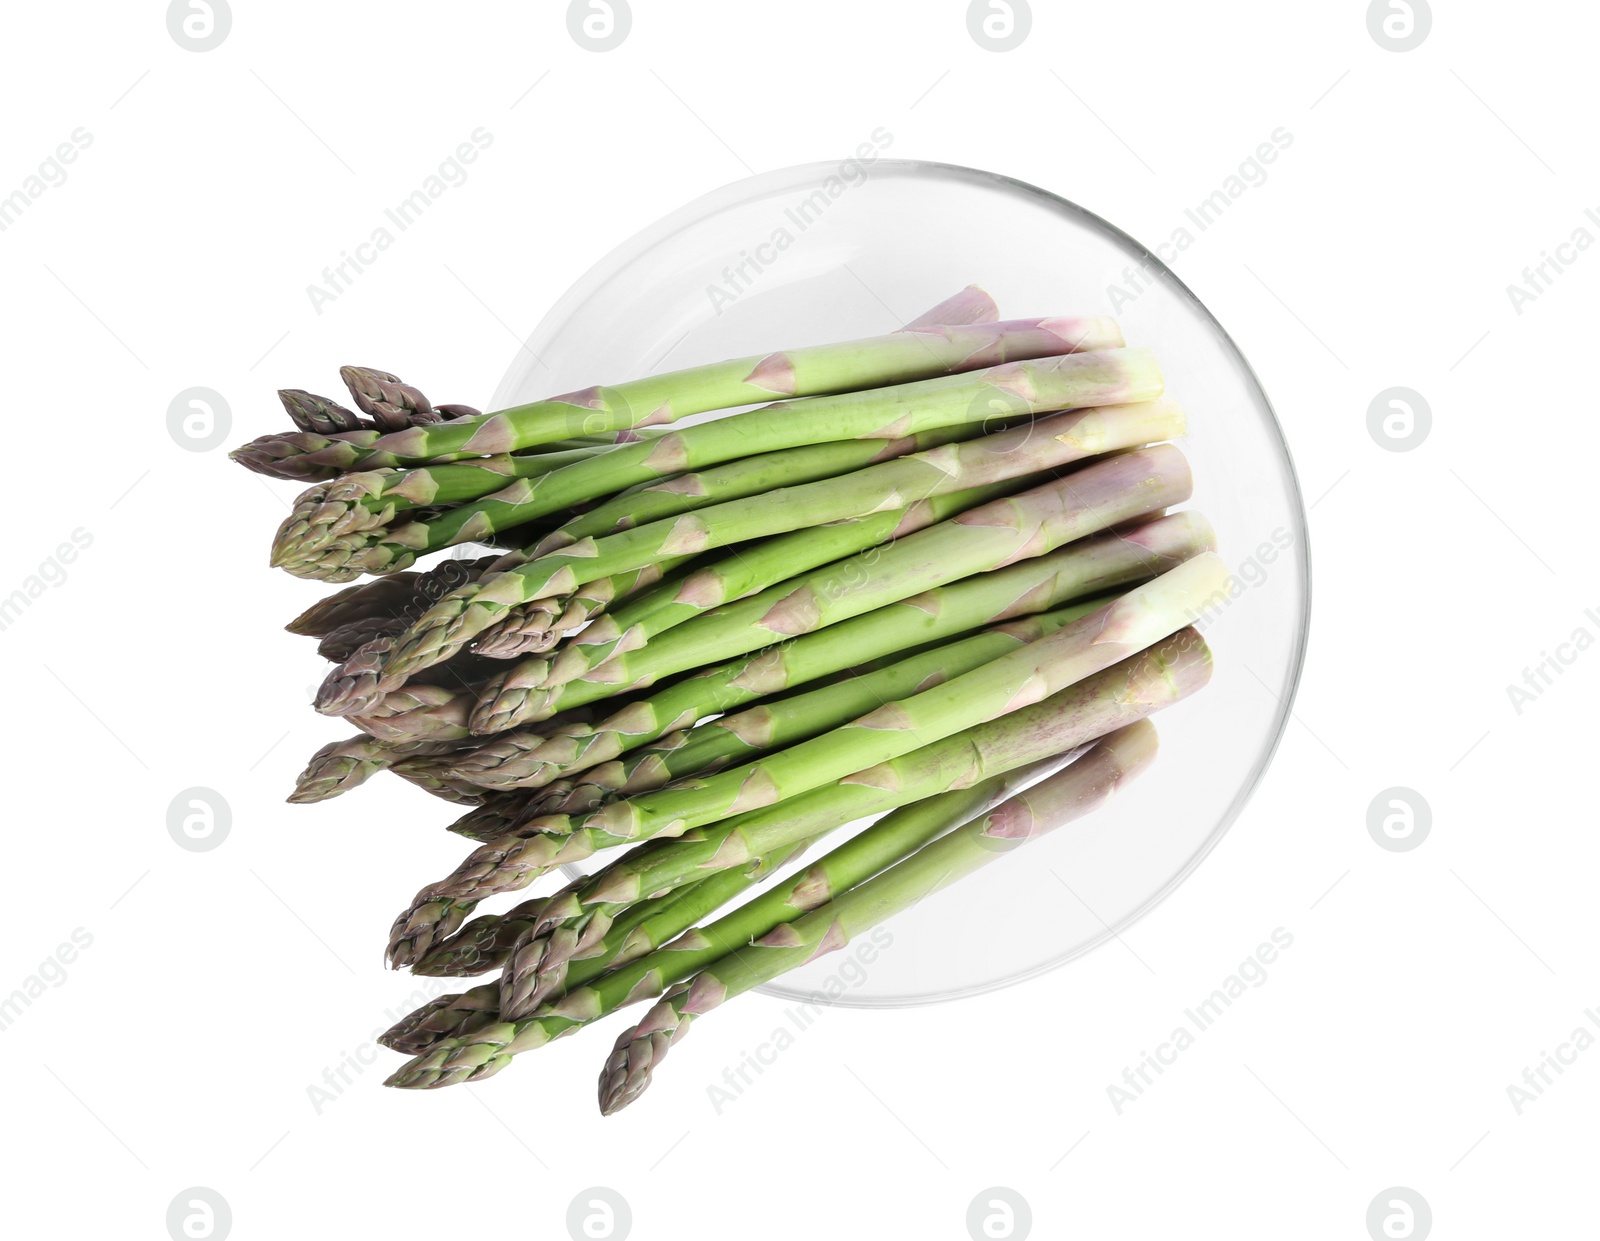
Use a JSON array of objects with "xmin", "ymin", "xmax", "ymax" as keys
[{"xmin": 489, "ymin": 159, "xmax": 1310, "ymax": 1007}]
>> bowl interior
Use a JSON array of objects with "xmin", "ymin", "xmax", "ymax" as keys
[{"xmin": 491, "ymin": 159, "xmax": 1309, "ymax": 1006}]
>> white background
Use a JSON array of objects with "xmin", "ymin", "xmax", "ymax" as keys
[{"xmin": 2, "ymin": 1, "xmax": 1595, "ymax": 1237}]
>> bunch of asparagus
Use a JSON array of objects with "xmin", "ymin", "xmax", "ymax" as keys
[{"xmin": 240, "ymin": 286, "xmax": 1227, "ymax": 1113}]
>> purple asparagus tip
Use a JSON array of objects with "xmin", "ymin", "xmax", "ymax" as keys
[{"xmin": 340, "ymin": 366, "xmax": 436, "ymax": 430}]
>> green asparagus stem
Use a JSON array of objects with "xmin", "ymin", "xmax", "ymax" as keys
[
  {"xmin": 491, "ymin": 750, "xmax": 1067, "ymax": 1024},
  {"xmin": 515, "ymin": 763, "xmax": 1043, "ymax": 1027},
  {"xmin": 901, "ymin": 284, "xmax": 999, "ymax": 327},
  {"xmin": 456, "ymin": 879, "xmax": 713, "ymax": 984},
  {"xmin": 238, "ymin": 288, "xmax": 998, "ymax": 481},
  {"xmin": 386, "ymin": 423, "xmax": 1166, "ymax": 697},
  {"xmin": 519, "ymin": 599, "xmax": 1115, "ymax": 818},
  {"xmin": 467, "ymin": 476, "xmax": 1039, "ymax": 734},
  {"xmin": 448, "ymin": 509, "xmax": 1212, "ymax": 791},
  {"xmin": 421, "ymin": 557, "xmax": 1223, "ymax": 924},
  {"xmin": 269, "ymin": 443, "xmax": 620, "ymax": 580},
  {"xmin": 467, "ymin": 400, "xmax": 1185, "ymax": 714},
  {"xmin": 389, "ymin": 856, "xmax": 713, "ymax": 974},
  {"xmin": 232, "ymin": 425, "xmax": 654, "ymax": 482},
  {"xmin": 478, "ymin": 603, "xmax": 1110, "ymax": 814},
  {"xmin": 387, "ymin": 617, "xmax": 1208, "ymax": 970},
  {"xmin": 279, "ymin": 429, "xmax": 920, "ymax": 584},
  {"xmin": 384, "ymin": 636, "xmax": 1205, "ymax": 1089},
  {"xmin": 495, "ymin": 833, "xmax": 821, "ymax": 1019},
  {"xmin": 449, "ymin": 444, "xmax": 1194, "ymax": 760},
  {"xmin": 523, "ymin": 422, "xmax": 1008, "ymax": 562},
  {"xmin": 423, "ymin": 558, "xmax": 1219, "ymax": 992},
  {"xmin": 385, "ymin": 830, "xmax": 822, "ymax": 1050},
  {"xmin": 244, "ymin": 316, "xmax": 1124, "ymax": 483},
  {"xmin": 487, "ymin": 400, "xmax": 1185, "ymax": 614},
  {"xmin": 384, "ymin": 762, "xmax": 1053, "ymax": 1072},
  {"xmin": 597, "ymin": 721, "xmax": 1159, "ymax": 1113},
  {"xmin": 277, "ymin": 346, "xmax": 1161, "ymax": 583}
]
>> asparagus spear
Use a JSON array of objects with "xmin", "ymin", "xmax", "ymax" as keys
[
  {"xmin": 467, "ymin": 601, "xmax": 567, "ymax": 660},
  {"xmin": 233, "ymin": 424, "xmax": 653, "ymax": 482},
  {"xmin": 901, "ymin": 284, "xmax": 999, "ymax": 327},
  {"xmin": 386, "ymin": 822, "xmax": 832, "ymax": 1051},
  {"xmin": 447, "ymin": 444, "xmax": 1194, "ymax": 755},
  {"xmin": 389, "ymin": 753, "xmax": 490, "ymax": 806},
  {"xmin": 459, "ymin": 372, "xmax": 990, "ymax": 663},
  {"xmin": 464, "ymin": 403, "xmax": 1184, "ymax": 706},
  {"xmin": 315, "ymin": 633, "xmax": 508, "ymax": 718},
  {"xmin": 348, "ymin": 672, "xmax": 606, "ymax": 747},
  {"xmin": 485, "ymin": 605, "xmax": 1113, "ymax": 818},
  {"xmin": 468, "ymin": 476, "xmax": 1039, "ymax": 734},
  {"xmin": 384, "ymin": 639, "xmax": 1205, "ymax": 1089},
  {"xmin": 286, "ymin": 556, "xmax": 501, "ymax": 637},
  {"xmin": 419, "ymin": 557, "xmax": 1224, "ymax": 932},
  {"xmin": 349, "ymin": 684, "xmax": 474, "ymax": 746},
  {"xmin": 274, "ymin": 347, "xmax": 1161, "ymax": 582},
  {"xmin": 281, "ymin": 389, "xmax": 365, "ymax": 434},
  {"xmin": 412, "ymin": 895, "xmax": 551, "ymax": 977},
  {"xmin": 517, "ymin": 598, "xmax": 1115, "ymax": 818},
  {"xmin": 436, "ymin": 559, "xmax": 1220, "ymax": 992},
  {"xmin": 525, "ymin": 420, "xmax": 1016, "ymax": 563},
  {"xmin": 511, "ymin": 758, "xmax": 1056, "ymax": 1030},
  {"xmin": 470, "ymin": 557, "xmax": 701, "ymax": 660},
  {"xmin": 238, "ymin": 288, "xmax": 1000, "ymax": 481},
  {"xmin": 315, "ymin": 616, "xmax": 407, "ymax": 663},
  {"xmin": 479, "ymin": 400, "xmax": 1185, "ymax": 615},
  {"xmin": 339, "ymin": 444, "xmax": 1017, "ymax": 706},
  {"xmin": 389, "ymin": 857, "xmax": 720, "ymax": 974},
  {"xmin": 340, "ymin": 366, "xmax": 435, "ymax": 430},
  {"xmin": 598, "ymin": 721, "xmax": 1159, "ymax": 1113},
  {"xmin": 280, "ymin": 431, "xmax": 941, "ymax": 583},
  {"xmin": 387, "ymin": 765, "xmax": 1036, "ymax": 1053},
  {"xmin": 269, "ymin": 444, "xmax": 621, "ymax": 580},
  {"xmin": 234, "ymin": 426, "xmax": 389, "ymax": 480},
  {"xmin": 316, "ymin": 638, "xmax": 399, "ymax": 716},
  {"xmin": 456, "ymin": 880, "xmax": 714, "ymax": 981},
  {"xmin": 380, "ymin": 986, "xmax": 502, "ymax": 1055},
  {"xmin": 388, "ymin": 892, "xmax": 479, "ymax": 970},
  {"xmin": 388, "ymin": 620, "xmax": 1208, "ymax": 967},
  {"xmin": 495, "ymin": 831, "xmax": 826, "ymax": 1016},
  {"xmin": 439, "ymin": 791, "xmax": 545, "ymax": 847},
  {"xmin": 385, "ymin": 746, "xmax": 615, "ymax": 963},
  {"xmin": 287, "ymin": 733, "xmax": 463, "ymax": 804},
  {"xmin": 537, "ymin": 420, "xmax": 1190, "ymax": 690},
  {"xmin": 385, "ymin": 432, "xmax": 1174, "ymax": 695},
  {"xmin": 244, "ymin": 316, "xmax": 1125, "ymax": 483},
  {"xmin": 448, "ymin": 510, "xmax": 1211, "ymax": 791}
]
